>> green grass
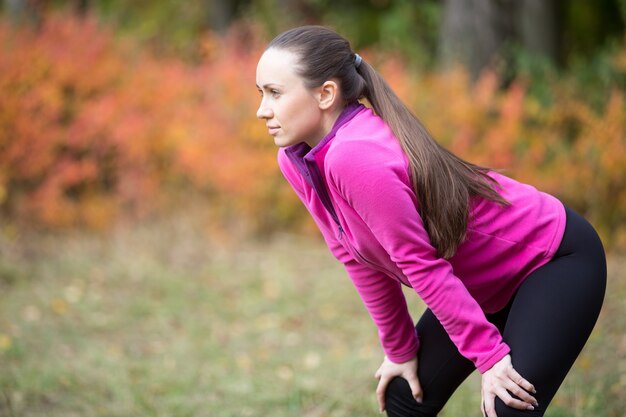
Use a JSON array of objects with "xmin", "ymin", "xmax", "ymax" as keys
[{"xmin": 0, "ymin": 212, "xmax": 624, "ymax": 416}]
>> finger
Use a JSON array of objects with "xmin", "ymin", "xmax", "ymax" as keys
[
  {"xmin": 506, "ymin": 366, "xmax": 536, "ymax": 394},
  {"xmin": 376, "ymin": 376, "xmax": 390, "ymax": 413},
  {"xmin": 483, "ymin": 393, "xmax": 497, "ymax": 417},
  {"xmin": 374, "ymin": 369, "xmax": 381, "ymax": 380},
  {"xmin": 496, "ymin": 387, "xmax": 536, "ymax": 411},
  {"xmin": 503, "ymin": 379, "xmax": 538, "ymax": 406},
  {"xmin": 405, "ymin": 374, "xmax": 423, "ymax": 403}
]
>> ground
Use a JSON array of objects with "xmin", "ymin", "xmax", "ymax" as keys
[{"xmin": 0, "ymin": 212, "xmax": 623, "ymax": 417}]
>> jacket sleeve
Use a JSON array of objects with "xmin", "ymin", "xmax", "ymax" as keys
[
  {"xmin": 325, "ymin": 140, "xmax": 510, "ymax": 373},
  {"xmin": 277, "ymin": 150, "xmax": 419, "ymax": 363}
]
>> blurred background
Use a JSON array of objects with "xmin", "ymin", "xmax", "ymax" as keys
[{"xmin": 0, "ymin": 1, "xmax": 624, "ymax": 416}]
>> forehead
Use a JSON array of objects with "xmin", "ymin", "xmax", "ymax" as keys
[{"xmin": 256, "ymin": 48, "xmax": 302, "ymax": 86}]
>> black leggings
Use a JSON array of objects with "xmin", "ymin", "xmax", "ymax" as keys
[{"xmin": 385, "ymin": 206, "xmax": 607, "ymax": 417}]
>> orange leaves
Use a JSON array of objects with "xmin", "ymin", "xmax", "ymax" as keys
[
  {"xmin": 1, "ymin": 13, "xmax": 625, "ymax": 249},
  {"xmin": 1, "ymin": 15, "xmax": 128, "ymax": 227},
  {"xmin": 482, "ymin": 80, "xmax": 525, "ymax": 168},
  {"xmin": 590, "ymin": 90, "xmax": 624, "ymax": 179},
  {"xmin": 562, "ymin": 89, "xmax": 626, "ymax": 243},
  {"xmin": 0, "ymin": 14, "xmax": 278, "ymax": 231}
]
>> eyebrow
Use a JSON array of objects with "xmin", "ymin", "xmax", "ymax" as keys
[{"xmin": 256, "ymin": 83, "xmax": 284, "ymax": 89}]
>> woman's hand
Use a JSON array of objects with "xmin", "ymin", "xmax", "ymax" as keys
[
  {"xmin": 374, "ymin": 355, "xmax": 422, "ymax": 413},
  {"xmin": 481, "ymin": 354, "xmax": 538, "ymax": 417}
]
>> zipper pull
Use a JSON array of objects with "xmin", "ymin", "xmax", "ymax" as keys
[{"xmin": 337, "ymin": 224, "xmax": 344, "ymax": 240}]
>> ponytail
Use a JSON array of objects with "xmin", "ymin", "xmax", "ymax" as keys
[{"xmin": 356, "ymin": 60, "xmax": 509, "ymax": 258}]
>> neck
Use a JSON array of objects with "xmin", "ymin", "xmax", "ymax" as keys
[{"xmin": 304, "ymin": 104, "xmax": 345, "ymax": 148}]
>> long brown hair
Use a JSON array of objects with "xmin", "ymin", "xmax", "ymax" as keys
[{"xmin": 268, "ymin": 26, "xmax": 509, "ymax": 259}]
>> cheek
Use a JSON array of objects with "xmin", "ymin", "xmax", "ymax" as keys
[
  {"xmin": 296, "ymin": 112, "xmax": 320, "ymax": 134},
  {"xmin": 289, "ymin": 102, "xmax": 321, "ymax": 132}
]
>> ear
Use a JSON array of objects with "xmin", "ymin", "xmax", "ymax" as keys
[{"xmin": 317, "ymin": 80, "xmax": 340, "ymax": 110}]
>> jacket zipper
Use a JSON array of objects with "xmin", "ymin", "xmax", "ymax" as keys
[{"xmin": 337, "ymin": 224, "xmax": 344, "ymax": 240}]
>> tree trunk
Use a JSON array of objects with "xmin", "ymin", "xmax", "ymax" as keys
[
  {"xmin": 206, "ymin": 0, "xmax": 239, "ymax": 34},
  {"xmin": 518, "ymin": 0, "xmax": 562, "ymax": 65},
  {"xmin": 439, "ymin": 0, "xmax": 515, "ymax": 80},
  {"xmin": 439, "ymin": 0, "xmax": 561, "ymax": 80},
  {"xmin": 4, "ymin": 0, "xmax": 43, "ymax": 26},
  {"xmin": 74, "ymin": 0, "xmax": 90, "ymax": 17}
]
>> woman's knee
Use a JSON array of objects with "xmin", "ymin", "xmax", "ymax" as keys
[{"xmin": 385, "ymin": 377, "xmax": 441, "ymax": 417}]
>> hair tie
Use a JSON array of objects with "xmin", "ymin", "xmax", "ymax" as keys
[{"xmin": 354, "ymin": 53, "xmax": 363, "ymax": 68}]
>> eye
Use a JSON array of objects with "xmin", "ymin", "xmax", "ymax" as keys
[
  {"xmin": 257, "ymin": 89, "xmax": 263, "ymax": 97},
  {"xmin": 270, "ymin": 89, "xmax": 281, "ymax": 97}
]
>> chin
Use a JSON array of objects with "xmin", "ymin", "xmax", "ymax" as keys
[{"xmin": 274, "ymin": 136, "xmax": 295, "ymax": 147}]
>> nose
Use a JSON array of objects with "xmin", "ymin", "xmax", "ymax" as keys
[{"xmin": 256, "ymin": 98, "xmax": 273, "ymax": 119}]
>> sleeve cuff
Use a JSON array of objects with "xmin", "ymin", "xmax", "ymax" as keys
[
  {"xmin": 384, "ymin": 330, "xmax": 420, "ymax": 364},
  {"xmin": 476, "ymin": 343, "xmax": 511, "ymax": 374}
]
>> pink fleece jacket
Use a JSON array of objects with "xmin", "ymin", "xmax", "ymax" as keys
[{"xmin": 277, "ymin": 103, "xmax": 566, "ymax": 373}]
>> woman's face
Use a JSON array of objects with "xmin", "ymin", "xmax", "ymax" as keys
[{"xmin": 256, "ymin": 48, "xmax": 327, "ymax": 148}]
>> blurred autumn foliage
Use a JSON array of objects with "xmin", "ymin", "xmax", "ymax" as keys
[
  {"xmin": 1, "ymin": 14, "xmax": 625, "ymax": 249},
  {"xmin": 0, "ymin": 13, "xmax": 290, "ymax": 234}
]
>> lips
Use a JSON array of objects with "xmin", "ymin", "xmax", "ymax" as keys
[{"xmin": 267, "ymin": 125, "xmax": 280, "ymax": 135}]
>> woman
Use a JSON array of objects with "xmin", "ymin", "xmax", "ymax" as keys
[{"xmin": 255, "ymin": 26, "xmax": 606, "ymax": 417}]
